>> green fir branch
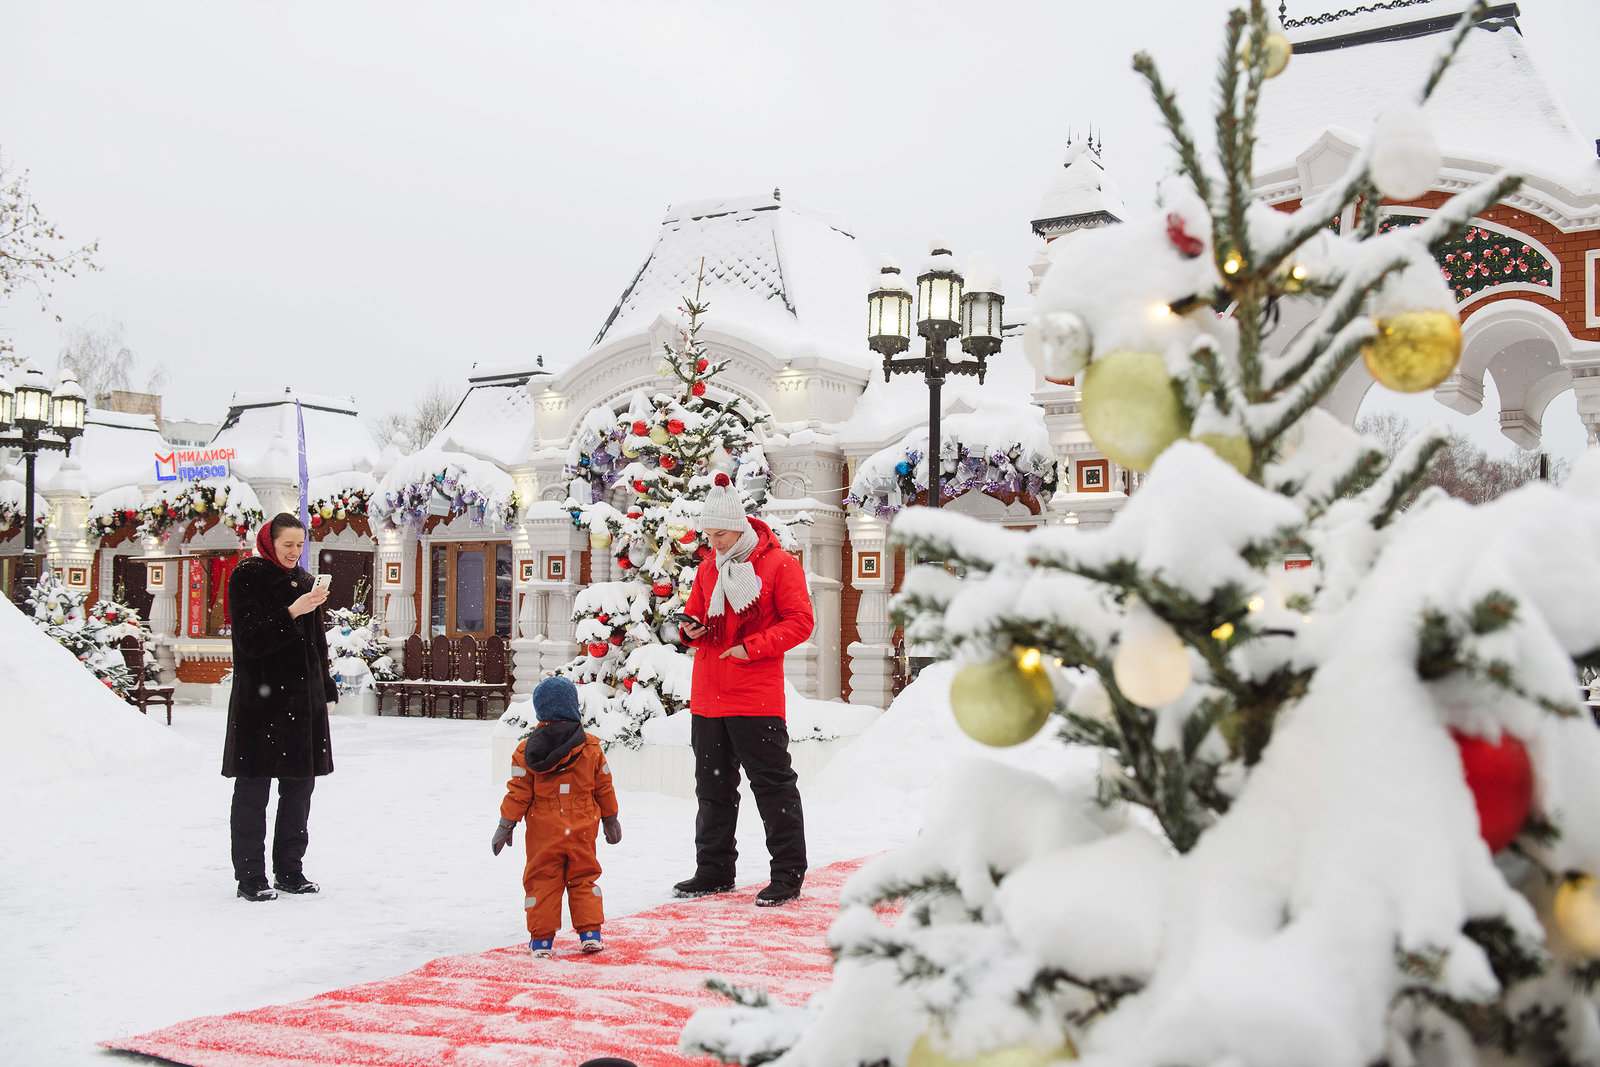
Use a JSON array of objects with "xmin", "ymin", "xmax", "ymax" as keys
[
  {"xmin": 1130, "ymin": 53, "xmax": 1213, "ymax": 209},
  {"xmin": 1419, "ymin": 0, "xmax": 1490, "ymax": 103},
  {"xmin": 1369, "ymin": 428, "xmax": 1449, "ymax": 528},
  {"xmin": 705, "ymin": 977, "xmax": 773, "ymax": 1009}
]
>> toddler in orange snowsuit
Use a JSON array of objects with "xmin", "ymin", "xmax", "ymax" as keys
[{"xmin": 492, "ymin": 676, "xmax": 621, "ymax": 958}]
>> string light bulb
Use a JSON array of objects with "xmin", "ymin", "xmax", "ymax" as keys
[
  {"xmin": 1212, "ymin": 622, "xmax": 1235, "ymax": 641},
  {"xmin": 1223, "ymin": 254, "xmax": 1242, "ymax": 275},
  {"xmin": 1247, "ymin": 596, "xmax": 1265, "ymax": 612}
]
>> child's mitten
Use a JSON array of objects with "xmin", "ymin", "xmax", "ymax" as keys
[{"xmin": 491, "ymin": 817, "xmax": 516, "ymax": 855}]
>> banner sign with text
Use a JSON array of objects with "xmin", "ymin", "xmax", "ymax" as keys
[{"xmin": 156, "ymin": 447, "xmax": 235, "ymax": 483}]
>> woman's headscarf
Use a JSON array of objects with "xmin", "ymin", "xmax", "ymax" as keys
[{"xmin": 255, "ymin": 522, "xmax": 297, "ymax": 572}]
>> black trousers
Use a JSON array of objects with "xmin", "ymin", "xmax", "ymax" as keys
[
  {"xmin": 691, "ymin": 715, "xmax": 807, "ymax": 885},
  {"xmin": 230, "ymin": 776, "xmax": 315, "ymax": 882}
]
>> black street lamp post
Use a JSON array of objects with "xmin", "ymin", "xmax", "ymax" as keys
[
  {"xmin": 0, "ymin": 367, "xmax": 86, "ymax": 605},
  {"xmin": 866, "ymin": 243, "xmax": 1004, "ymax": 508}
]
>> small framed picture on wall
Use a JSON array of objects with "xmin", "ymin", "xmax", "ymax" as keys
[
  {"xmin": 857, "ymin": 551, "xmax": 881, "ymax": 579},
  {"xmin": 384, "ymin": 561, "xmax": 402, "ymax": 585},
  {"xmin": 67, "ymin": 566, "xmax": 88, "ymax": 587},
  {"xmin": 546, "ymin": 555, "xmax": 566, "ymax": 581},
  {"xmin": 146, "ymin": 563, "xmax": 166, "ymax": 590},
  {"xmin": 519, "ymin": 559, "xmax": 536, "ymax": 582},
  {"xmin": 1077, "ymin": 459, "xmax": 1109, "ymax": 493}
]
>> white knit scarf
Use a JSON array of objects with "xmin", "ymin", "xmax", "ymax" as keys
[{"xmin": 706, "ymin": 526, "xmax": 761, "ymax": 622}]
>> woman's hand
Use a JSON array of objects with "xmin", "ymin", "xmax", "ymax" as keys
[
  {"xmin": 288, "ymin": 585, "xmax": 330, "ymax": 618},
  {"xmin": 719, "ymin": 644, "xmax": 749, "ymax": 660},
  {"xmin": 681, "ymin": 619, "xmax": 708, "ymax": 641}
]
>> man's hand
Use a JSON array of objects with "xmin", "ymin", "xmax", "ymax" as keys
[
  {"xmin": 681, "ymin": 619, "xmax": 708, "ymax": 641},
  {"xmin": 491, "ymin": 817, "xmax": 516, "ymax": 856},
  {"xmin": 602, "ymin": 814, "xmax": 622, "ymax": 845},
  {"xmin": 719, "ymin": 644, "xmax": 749, "ymax": 660}
]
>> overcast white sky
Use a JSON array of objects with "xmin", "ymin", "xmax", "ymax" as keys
[{"xmin": 1, "ymin": 1, "xmax": 1595, "ymax": 451}]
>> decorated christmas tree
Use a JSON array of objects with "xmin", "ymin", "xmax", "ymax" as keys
[
  {"xmin": 553, "ymin": 292, "xmax": 793, "ymax": 746},
  {"xmin": 682, "ymin": 4, "xmax": 1600, "ymax": 1065},
  {"xmin": 326, "ymin": 579, "xmax": 397, "ymax": 697},
  {"xmin": 27, "ymin": 576, "xmax": 158, "ymax": 699}
]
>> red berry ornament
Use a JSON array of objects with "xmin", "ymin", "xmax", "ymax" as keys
[
  {"xmin": 691, "ymin": 382, "xmax": 706, "ymax": 397},
  {"xmin": 1165, "ymin": 212, "xmax": 1205, "ymax": 258},
  {"xmin": 623, "ymin": 677, "xmax": 636, "ymax": 691},
  {"xmin": 587, "ymin": 642, "xmax": 609, "ymax": 658},
  {"xmin": 632, "ymin": 479, "xmax": 647, "ymax": 494},
  {"xmin": 696, "ymin": 358, "xmax": 708, "ymax": 372},
  {"xmin": 632, "ymin": 420, "xmax": 648, "ymax": 436},
  {"xmin": 1451, "ymin": 728, "xmax": 1534, "ymax": 852},
  {"xmin": 653, "ymin": 580, "xmax": 673, "ymax": 597},
  {"xmin": 667, "ymin": 419, "xmax": 685, "ymax": 435},
  {"xmin": 661, "ymin": 455, "xmax": 677, "ymax": 471},
  {"xmin": 596, "ymin": 614, "xmax": 609, "ymax": 623},
  {"xmin": 609, "ymin": 632, "xmax": 625, "ymax": 646}
]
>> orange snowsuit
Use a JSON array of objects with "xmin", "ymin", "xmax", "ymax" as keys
[{"xmin": 499, "ymin": 726, "xmax": 619, "ymax": 938}]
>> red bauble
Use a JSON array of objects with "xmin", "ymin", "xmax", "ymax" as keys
[
  {"xmin": 587, "ymin": 642, "xmax": 609, "ymax": 658},
  {"xmin": 617, "ymin": 557, "xmax": 633, "ymax": 570},
  {"xmin": 623, "ymin": 677, "xmax": 636, "ymax": 691},
  {"xmin": 310, "ymin": 515, "xmax": 323, "ymax": 528},
  {"xmin": 652, "ymin": 581, "xmax": 672, "ymax": 596},
  {"xmin": 667, "ymin": 419, "xmax": 685, "ymax": 435},
  {"xmin": 626, "ymin": 509, "xmax": 642, "ymax": 520},
  {"xmin": 1451, "ymin": 729, "xmax": 1534, "ymax": 852},
  {"xmin": 631, "ymin": 420, "xmax": 648, "ymax": 436},
  {"xmin": 696, "ymin": 358, "xmax": 708, "ymax": 372},
  {"xmin": 596, "ymin": 614, "xmax": 609, "ymax": 623},
  {"xmin": 632, "ymin": 479, "xmax": 647, "ymax": 494},
  {"xmin": 661, "ymin": 455, "xmax": 677, "ymax": 471},
  {"xmin": 609, "ymin": 633, "xmax": 625, "ymax": 646},
  {"xmin": 691, "ymin": 382, "xmax": 706, "ymax": 397},
  {"xmin": 1165, "ymin": 212, "xmax": 1204, "ymax": 258},
  {"xmin": 678, "ymin": 531, "xmax": 696, "ymax": 544}
]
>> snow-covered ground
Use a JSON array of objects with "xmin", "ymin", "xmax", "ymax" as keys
[{"xmin": 1, "ymin": 645, "xmax": 1076, "ymax": 1065}]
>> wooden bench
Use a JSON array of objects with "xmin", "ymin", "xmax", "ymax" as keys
[
  {"xmin": 118, "ymin": 635, "xmax": 176, "ymax": 725},
  {"xmin": 375, "ymin": 634, "xmax": 515, "ymax": 719}
]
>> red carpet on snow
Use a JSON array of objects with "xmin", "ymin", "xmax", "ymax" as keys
[{"xmin": 104, "ymin": 858, "xmax": 868, "ymax": 1067}]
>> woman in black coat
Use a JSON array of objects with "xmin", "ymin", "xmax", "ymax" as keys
[{"xmin": 223, "ymin": 512, "xmax": 337, "ymax": 902}]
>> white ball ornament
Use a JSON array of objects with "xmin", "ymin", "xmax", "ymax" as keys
[
  {"xmin": 1369, "ymin": 103, "xmax": 1440, "ymax": 202},
  {"xmin": 1024, "ymin": 310, "xmax": 1092, "ymax": 385},
  {"xmin": 1112, "ymin": 599, "xmax": 1192, "ymax": 708}
]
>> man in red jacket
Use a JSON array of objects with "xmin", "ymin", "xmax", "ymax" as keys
[{"xmin": 675, "ymin": 472, "xmax": 814, "ymax": 906}]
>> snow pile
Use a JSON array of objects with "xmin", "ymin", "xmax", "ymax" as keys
[
  {"xmin": 0, "ymin": 594, "xmax": 198, "ymax": 793},
  {"xmin": 325, "ymin": 605, "xmax": 396, "ymax": 695},
  {"xmin": 0, "ymin": 477, "xmax": 50, "ymax": 537}
]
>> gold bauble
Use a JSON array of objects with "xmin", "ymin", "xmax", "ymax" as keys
[
  {"xmin": 1362, "ymin": 310, "xmax": 1461, "ymax": 393},
  {"xmin": 908, "ymin": 1033, "xmax": 1076, "ymax": 1067},
  {"xmin": 649, "ymin": 425, "xmax": 671, "ymax": 446},
  {"xmin": 622, "ymin": 442, "xmax": 641, "ymax": 458},
  {"xmin": 1554, "ymin": 875, "xmax": 1600, "ymax": 956},
  {"xmin": 589, "ymin": 531, "xmax": 612, "ymax": 551},
  {"xmin": 1257, "ymin": 32, "xmax": 1292, "ymax": 78},
  {"xmin": 1080, "ymin": 350, "xmax": 1191, "ymax": 472},
  {"xmin": 950, "ymin": 648, "xmax": 1055, "ymax": 747},
  {"xmin": 1194, "ymin": 433, "xmax": 1252, "ymax": 476}
]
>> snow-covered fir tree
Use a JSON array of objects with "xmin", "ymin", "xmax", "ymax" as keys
[
  {"xmin": 549, "ymin": 293, "xmax": 796, "ymax": 746},
  {"xmin": 325, "ymin": 579, "xmax": 397, "ymax": 696},
  {"xmin": 683, "ymin": 4, "xmax": 1600, "ymax": 1066},
  {"xmin": 27, "ymin": 576, "xmax": 158, "ymax": 699}
]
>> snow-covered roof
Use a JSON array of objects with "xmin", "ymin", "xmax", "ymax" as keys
[
  {"xmin": 428, "ymin": 363, "xmax": 550, "ymax": 466},
  {"xmin": 1258, "ymin": 2, "xmax": 1598, "ymax": 191},
  {"xmin": 1031, "ymin": 139, "xmax": 1127, "ymax": 237},
  {"xmin": 35, "ymin": 409, "xmax": 171, "ymax": 496},
  {"xmin": 211, "ymin": 391, "xmax": 380, "ymax": 483},
  {"xmin": 590, "ymin": 192, "xmax": 872, "ymax": 366}
]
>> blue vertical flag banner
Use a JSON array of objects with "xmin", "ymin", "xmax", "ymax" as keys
[{"xmin": 295, "ymin": 399, "xmax": 311, "ymax": 570}]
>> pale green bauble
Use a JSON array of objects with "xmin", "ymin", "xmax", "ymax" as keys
[
  {"xmin": 1194, "ymin": 432, "xmax": 1252, "ymax": 476},
  {"xmin": 950, "ymin": 649, "xmax": 1055, "ymax": 747},
  {"xmin": 907, "ymin": 1033, "xmax": 1077, "ymax": 1067},
  {"xmin": 1081, "ymin": 349, "xmax": 1190, "ymax": 473}
]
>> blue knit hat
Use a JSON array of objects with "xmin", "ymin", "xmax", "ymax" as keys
[{"xmin": 533, "ymin": 675, "xmax": 582, "ymax": 723}]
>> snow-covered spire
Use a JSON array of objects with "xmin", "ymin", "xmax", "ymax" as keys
[{"xmin": 1030, "ymin": 131, "xmax": 1127, "ymax": 241}]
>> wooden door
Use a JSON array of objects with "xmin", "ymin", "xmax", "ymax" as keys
[
  {"xmin": 317, "ymin": 549, "xmax": 374, "ymax": 615},
  {"xmin": 110, "ymin": 553, "xmax": 155, "ymax": 620}
]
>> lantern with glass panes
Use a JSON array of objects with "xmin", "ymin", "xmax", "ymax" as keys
[
  {"xmin": 0, "ymin": 367, "xmax": 87, "ymax": 603},
  {"xmin": 865, "ymin": 242, "xmax": 1004, "ymax": 508}
]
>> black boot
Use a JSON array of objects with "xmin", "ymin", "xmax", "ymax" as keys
[
  {"xmin": 755, "ymin": 879, "xmax": 801, "ymax": 908},
  {"xmin": 273, "ymin": 873, "xmax": 320, "ymax": 895},
  {"xmin": 237, "ymin": 876, "xmax": 277, "ymax": 902},
  {"xmin": 672, "ymin": 874, "xmax": 734, "ymax": 899}
]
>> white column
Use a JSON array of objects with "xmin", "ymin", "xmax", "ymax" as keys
[
  {"xmin": 522, "ymin": 509, "xmax": 586, "ymax": 676},
  {"xmin": 1571, "ymin": 365, "xmax": 1600, "ymax": 446},
  {"xmin": 844, "ymin": 513, "xmax": 898, "ymax": 708},
  {"xmin": 378, "ymin": 524, "xmax": 418, "ymax": 638}
]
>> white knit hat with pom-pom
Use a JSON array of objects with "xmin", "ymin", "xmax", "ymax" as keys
[{"xmin": 696, "ymin": 472, "xmax": 749, "ymax": 532}]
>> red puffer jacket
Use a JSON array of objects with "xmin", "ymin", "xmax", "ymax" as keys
[{"xmin": 682, "ymin": 517, "xmax": 814, "ymax": 718}]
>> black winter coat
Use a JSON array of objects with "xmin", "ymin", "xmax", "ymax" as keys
[{"xmin": 221, "ymin": 556, "xmax": 337, "ymax": 779}]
